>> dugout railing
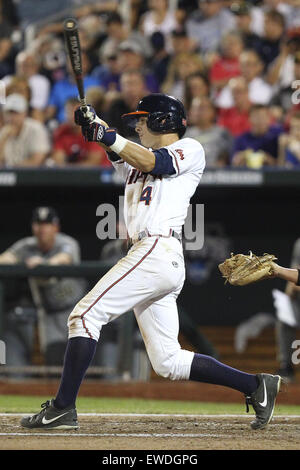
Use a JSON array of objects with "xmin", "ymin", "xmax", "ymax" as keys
[{"xmin": 0, "ymin": 262, "xmax": 145, "ymax": 381}]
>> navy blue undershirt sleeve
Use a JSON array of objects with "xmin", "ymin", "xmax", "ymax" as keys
[{"xmin": 150, "ymin": 148, "xmax": 176, "ymax": 176}]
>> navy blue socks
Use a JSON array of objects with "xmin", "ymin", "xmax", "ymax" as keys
[
  {"xmin": 53, "ymin": 340, "xmax": 259, "ymax": 409},
  {"xmin": 189, "ymin": 353, "xmax": 259, "ymax": 395},
  {"xmin": 54, "ymin": 337, "xmax": 97, "ymax": 409}
]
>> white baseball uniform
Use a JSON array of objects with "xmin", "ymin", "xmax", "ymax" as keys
[{"xmin": 68, "ymin": 137, "xmax": 205, "ymax": 380}]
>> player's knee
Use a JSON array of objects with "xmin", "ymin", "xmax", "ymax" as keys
[
  {"xmin": 150, "ymin": 349, "xmax": 194, "ymax": 381},
  {"xmin": 67, "ymin": 306, "xmax": 101, "ymax": 341},
  {"xmin": 152, "ymin": 361, "xmax": 171, "ymax": 379},
  {"xmin": 151, "ymin": 354, "xmax": 183, "ymax": 381}
]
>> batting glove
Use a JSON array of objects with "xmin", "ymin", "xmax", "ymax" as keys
[
  {"xmin": 82, "ymin": 122, "xmax": 117, "ymax": 146},
  {"xmin": 74, "ymin": 105, "xmax": 96, "ymax": 126}
]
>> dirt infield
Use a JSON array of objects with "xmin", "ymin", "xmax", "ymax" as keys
[{"xmin": 0, "ymin": 414, "xmax": 300, "ymax": 450}]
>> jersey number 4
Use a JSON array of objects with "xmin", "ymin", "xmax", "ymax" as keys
[{"xmin": 140, "ymin": 186, "xmax": 152, "ymax": 206}]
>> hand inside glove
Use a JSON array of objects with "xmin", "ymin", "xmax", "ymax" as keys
[
  {"xmin": 82, "ymin": 121, "xmax": 117, "ymax": 146},
  {"xmin": 74, "ymin": 105, "xmax": 117, "ymax": 147}
]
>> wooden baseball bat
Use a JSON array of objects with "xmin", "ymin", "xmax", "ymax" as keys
[{"xmin": 63, "ymin": 17, "xmax": 88, "ymax": 112}]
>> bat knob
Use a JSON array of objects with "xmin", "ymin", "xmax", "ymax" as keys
[{"xmin": 80, "ymin": 105, "xmax": 95, "ymax": 123}]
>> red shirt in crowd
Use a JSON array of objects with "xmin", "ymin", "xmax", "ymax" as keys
[
  {"xmin": 209, "ymin": 58, "xmax": 240, "ymax": 86},
  {"xmin": 53, "ymin": 124, "xmax": 111, "ymax": 166},
  {"xmin": 217, "ymin": 106, "xmax": 251, "ymax": 137}
]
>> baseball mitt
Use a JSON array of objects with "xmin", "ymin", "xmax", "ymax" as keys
[{"xmin": 218, "ymin": 251, "xmax": 277, "ymax": 286}]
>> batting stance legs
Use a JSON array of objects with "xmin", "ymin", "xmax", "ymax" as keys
[
  {"xmin": 21, "ymin": 236, "xmax": 282, "ymax": 431},
  {"xmin": 55, "ymin": 236, "xmax": 257, "ymax": 404}
]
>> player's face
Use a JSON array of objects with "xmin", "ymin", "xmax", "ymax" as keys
[
  {"xmin": 135, "ymin": 117, "xmax": 157, "ymax": 148},
  {"xmin": 32, "ymin": 222, "xmax": 58, "ymax": 250}
]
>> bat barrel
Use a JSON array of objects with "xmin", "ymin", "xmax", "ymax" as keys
[{"xmin": 63, "ymin": 17, "xmax": 86, "ymax": 106}]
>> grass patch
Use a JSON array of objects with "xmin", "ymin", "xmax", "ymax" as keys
[{"xmin": 0, "ymin": 395, "xmax": 300, "ymax": 415}]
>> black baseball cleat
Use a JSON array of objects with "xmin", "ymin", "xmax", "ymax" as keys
[
  {"xmin": 245, "ymin": 373, "xmax": 282, "ymax": 430},
  {"xmin": 20, "ymin": 399, "xmax": 79, "ymax": 430}
]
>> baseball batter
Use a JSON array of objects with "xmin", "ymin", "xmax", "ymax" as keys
[{"xmin": 21, "ymin": 93, "xmax": 281, "ymax": 431}]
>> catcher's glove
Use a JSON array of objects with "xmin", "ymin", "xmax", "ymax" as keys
[{"xmin": 218, "ymin": 251, "xmax": 277, "ymax": 286}]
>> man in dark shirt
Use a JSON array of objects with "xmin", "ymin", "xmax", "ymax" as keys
[
  {"xmin": 106, "ymin": 69, "xmax": 148, "ymax": 141},
  {"xmin": 255, "ymin": 9, "xmax": 285, "ymax": 71},
  {"xmin": 230, "ymin": 2, "xmax": 261, "ymax": 51},
  {"xmin": 231, "ymin": 104, "xmax": 282, "ymax": 167}
]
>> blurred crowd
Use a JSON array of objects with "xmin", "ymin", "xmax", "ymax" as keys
[{"xmin": 0, "ymin": 0, "xmax": 299, "ymax": 169}]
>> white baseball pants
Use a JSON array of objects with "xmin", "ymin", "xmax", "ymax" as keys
[{"xmin": 68, "ymin": 236, "xmax": 194, "ymax": 380}]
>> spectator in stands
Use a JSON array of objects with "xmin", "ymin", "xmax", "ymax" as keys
[
  {"xmin": 217, "ymin": 77, "xmax": 252, "ymax": 137},
  {"xmin": 94, "ymin": 37, "xmax": 159, "ymax": 94},
  {"xmin": 270, "ymin": 48, "xmax": 300, "ymax": 116},
  {"xmin": 50, "ymin": 97, "xmax": 110, "ymax": 167},
  {"xmin": 185, "ymin": 96, "xmax": 232, "ymax": 167},
  {"xmin": 46, "ymin": 51, "xmax": 99, "ymax": 124},
  {"xmin": 77, "ymin": 15, "xmax": 107, "ymax": 72},
  {"xmin": 0, "ymin": 206, "xmax": 87, "ymax": 368},
  {"xmin": 91, "ymin": 45, "xmax": 121, "ymax": 93},
  {"xmin": 30, "ymin": 34, "xmax": 66, "ymax": 85},
  {"xmin": 186, "ymin": 0, "xmax": 236, "ymax": 54},
  {"xmin": 184, "ymin": 71, "xmax": 210, "ymax": 110},
  {"xmin": 254, "ymin": 9, "xmax": 286, "ymax": 71},
  {"xmin": 5, "ymin": 76, "xmax": 31, "ymax": 105},
  {"xmin": 0, "ymin": 26, "xmax": 15, "ymax": 79},
  {"xmin": 99, "ymin": 12, "xmax": 130, "ymax": 64},
  {"xmin": 0, "ymin": 0, "xmax": 19, "ymax": 78},
  {"xmin": 231, "ymin": 104, "xmax": 282, "ymax": 168},
  {"xmin": 216, "ymin": 50, "xmax": 274, "ymax": 109},
  {"xmin": 162, "ymin": 51, "xmax": 204, "ymax": 101},
  {"xmin": 209, "ymin": 31, "xmax": 244, "ymax": 92},
  {"xmin": 116, "ymin": 39, "xmax": 159, "ymax": 93},
  {"xmin": 98, "ymin": 12, "xmax": 152, "ymax": 75},
  {"xmin": 254, "ymin": 0, "xmax": 296, "ymax": 34},
  {"xmin": 149, "ymin": 31, "xmax": 171, "ymax": 86},
  {"xmin": 170, "ymin": 27, "xmax": 197, "ymax": 56},
  {"xmin": 106, "ymin": 69, "xmax": 148, "ymax": 141},
  {"xmin": 176, "ymin": 0, "xmax": 201, "ymax": 25},
  {"xmin": 161, "ymin": 27, "xmax": 201, "ymax": 100},
  {"xmin": 139, "ymin": 0, "xmax": 178, "ymax": 52},
  {"xmin": 3, "ymin": 50, "xmax": 51, "ymax": 122},
  {"xmin": 230, "ymin": 2, "xmax": 261, "ymax": 51},
  {"xmin": 278, "ymin": 112, "xmax": 300, "ymax": 167},
  {"xmin": 0, "ymin": 93, "xmax": 50, "ymax": 167}
]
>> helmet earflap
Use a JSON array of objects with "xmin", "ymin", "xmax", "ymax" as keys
[
  {"xmin": 121, "ymin": 93, "xmax": 187, "ymax": 138},
  {"xmin": 147, "ymin": 112, "xmax": 186, "ymax": 138}
]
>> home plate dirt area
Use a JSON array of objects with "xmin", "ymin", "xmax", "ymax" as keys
[{"xmin": 1, "ymin": 414, "xmax": 300, "ymax": 450}]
